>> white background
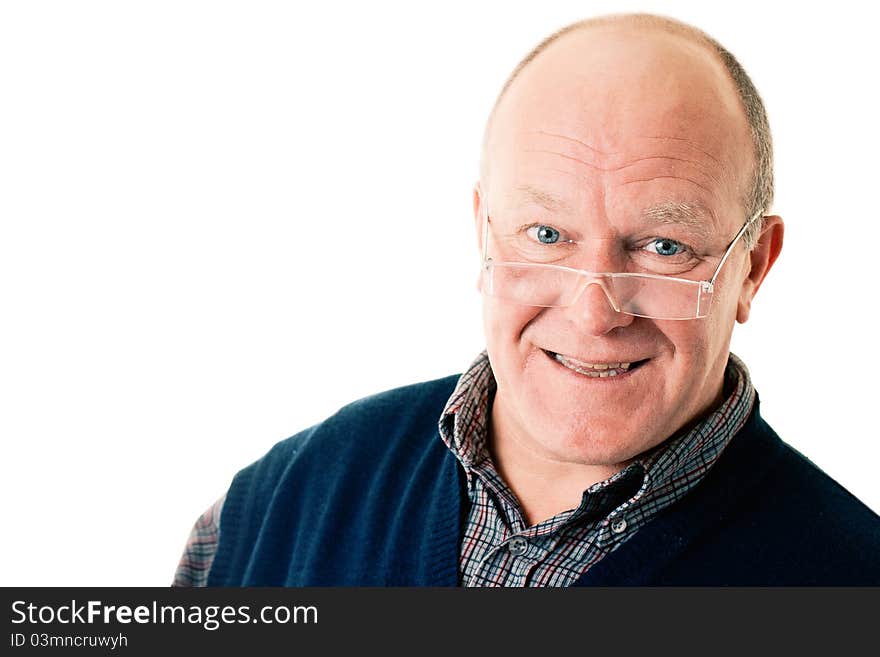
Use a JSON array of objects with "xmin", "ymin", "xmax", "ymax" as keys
[{"xmin": 1, "ymin": 1, "xmax": 877, "ymax": 586}]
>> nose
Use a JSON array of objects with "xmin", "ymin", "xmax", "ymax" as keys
[{"xmin": 564, "ymin": 277, "xmax": 635, "ymax": 336}]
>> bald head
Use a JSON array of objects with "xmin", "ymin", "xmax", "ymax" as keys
[{"xmin": 481, "ymin": 14, "xmax": 773, "ymax": 247}]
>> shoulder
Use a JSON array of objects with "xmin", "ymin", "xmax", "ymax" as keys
[
  {"xmin": 236, "ymin": 372, "xmax": 463, "ymax": 486},
  {"xmin": 209, "ymin": 373, "xmax": 466, "ymax": 585},
  {"xmin": 320, "ymin": 372, "xmax": 463, "ymax": 435},
  {"xmin": 735, "ymin": 408, "xmax": 879, "ymax": 537},
  {"xmin": 704, "ymin": 401, "xmax": 878, "ymax": 535},
  {"xmin": 759, "ymin": 439, "xmax": 880, "ymax": 546},
  {"xmin": 685, "ymin": 412, "xmax": 880, "ymax": 584},
  {"xmin": 636, "ymin": 403, "xmax": 880, "ymax": 585}
]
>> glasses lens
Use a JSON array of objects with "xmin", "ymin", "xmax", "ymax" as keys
[
  {"xmin": 484, "ymin": 262, "xmax": 583, "ymax": 307},
  {"xmin": 483, "ymin": 262, "xmax": 711, "ymax": 319},
  {"xmin": 609, "ymin": 275, "xmax": 710, "ymax": 320}
]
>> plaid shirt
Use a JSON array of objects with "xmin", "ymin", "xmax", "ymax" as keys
[{"xmin": 173, "ymin": 350, "xmax": 755, "ymax": 587}]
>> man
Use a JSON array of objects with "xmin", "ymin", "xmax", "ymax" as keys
[{"xmin": 174, "ymin": 13, "xmax": 880, "ymax": 586}]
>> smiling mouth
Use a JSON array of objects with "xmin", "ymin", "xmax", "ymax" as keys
[{"xmin": 542, "ymin": 349, "xmax": 650, "ymax": 378}]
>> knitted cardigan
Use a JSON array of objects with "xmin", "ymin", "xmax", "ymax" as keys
[{"xmin": 207, "ymin": 374, "xmax": 880, "ymax": 586}]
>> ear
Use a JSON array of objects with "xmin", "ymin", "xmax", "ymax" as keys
[
  {"xmin": 473, "ymin": 182, "xmax": 484, "ymax": 292},
  {"xmin": 473, "ymin": 182, "xmax": 484, "ymax": 249},
  {"xmin": 736, "ymin": 215, "xmax": 784, "ymax": 323}
]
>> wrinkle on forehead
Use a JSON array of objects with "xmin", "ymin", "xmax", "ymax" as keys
[
  {"xmin": 532, "ymin": 129, "xmax": 622, "ymax": 157},
  {"xmin": 527, "ymin": 130, "xmax": 726, "ymax": 173},
  {"xmin": 521, "ymin": 131, "xmax": 728, "ymax": 191},
  {"xmin": 639, "ymin": 135, "xmax": 724, "ymax": 168},
  {"xmin": 501, "ymin": 130, "xmax": 731, "ymax": 215}
]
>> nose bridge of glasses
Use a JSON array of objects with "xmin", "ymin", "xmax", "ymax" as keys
[{"xmin": 570, "ymin": 272, "xmax": 622, "ymax": 313}]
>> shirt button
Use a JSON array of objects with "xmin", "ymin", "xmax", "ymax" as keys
[
  {"xmin": 507, "ymin": 536, "xmax": 529, "ymax": 556},
  {"xmin": 611, "ymin": 518, "xmax": 628, "ymax": 534}
]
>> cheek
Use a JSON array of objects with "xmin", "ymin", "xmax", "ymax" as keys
[
  {"xmin": 654, "ymin": 294, "xmax": 736, "ymax": 390},
  {"xmin": 482, "ymin": 300, "xmax": 543, "ymax": 384},
  {"xmin": 481, "ymin": 299, "xmax": 538, "ymax": 347},
  {"xmin": 646, "ymin": 317, "xmax": 715, "ymax": 394},
  {"xmin": 713, "ymin": 258, "xmax": 750, "ymax": 318},
  {"xmin": 703, "ymin": 275, "xmax": 743, "ymax": 350}
]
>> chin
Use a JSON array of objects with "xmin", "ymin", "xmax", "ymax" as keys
[{"xmin": 532, "ymin": 408, "xmax": 659, "ymax": 466}]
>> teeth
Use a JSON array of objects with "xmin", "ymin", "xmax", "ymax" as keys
[{"xmin": 553, "ymin": 353, "xmax": 637, "ymax": 378}]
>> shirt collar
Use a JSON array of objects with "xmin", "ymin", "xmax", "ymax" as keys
[{"xmin": 438, "ymin": 350, "xmax": 497, "ymax": 469}]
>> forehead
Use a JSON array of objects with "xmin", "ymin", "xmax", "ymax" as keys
[{"xmin": 486, "ymin": 26, "xmax": 753, "ymax": 232}]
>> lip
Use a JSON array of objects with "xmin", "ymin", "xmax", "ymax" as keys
[{"xmin": 542, "ymin": 348, "xmax": 651, "ymax": 381}]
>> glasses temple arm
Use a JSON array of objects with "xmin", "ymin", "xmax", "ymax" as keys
[
  {"xmin": 706, "ymin": 210, "xmax": 764, "ymax": 289},
  {"xmin": 481, "ymin": 204, "xmax": 491, "ymax": 264}
]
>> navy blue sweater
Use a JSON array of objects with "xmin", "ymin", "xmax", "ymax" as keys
[{"xmin": 208, "ymin": 374, "xmax": 880, "ymax": 586}]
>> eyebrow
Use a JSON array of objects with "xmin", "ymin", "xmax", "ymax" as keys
[
  {"xmin": 640, "ymin": 201, "xmax": 715, "ymax": 241},
  {"xmin": 509, "ymin": 187, "xmax": 717, "ymax": 241}
]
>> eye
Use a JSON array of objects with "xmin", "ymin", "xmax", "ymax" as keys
[
  {"xmin": 644, "ymin": 238, "xmax": 687, "ymax": 257},
  {"xmin": 526, "ymin": 224, "xmax": 562, "ymax": 244}
]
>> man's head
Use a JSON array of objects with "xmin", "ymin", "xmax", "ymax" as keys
[{"xmin": 475, "ymin": 14, "xmax": 784, "ymax": 470}]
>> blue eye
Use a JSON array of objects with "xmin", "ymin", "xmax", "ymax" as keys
[
  {"xmin": 646, "ymin": 238, "xmax": 685, "ymax": 257},
  {"xmin": 531, "ymin": 225, "xmax": 560, "ymax": 244}
]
